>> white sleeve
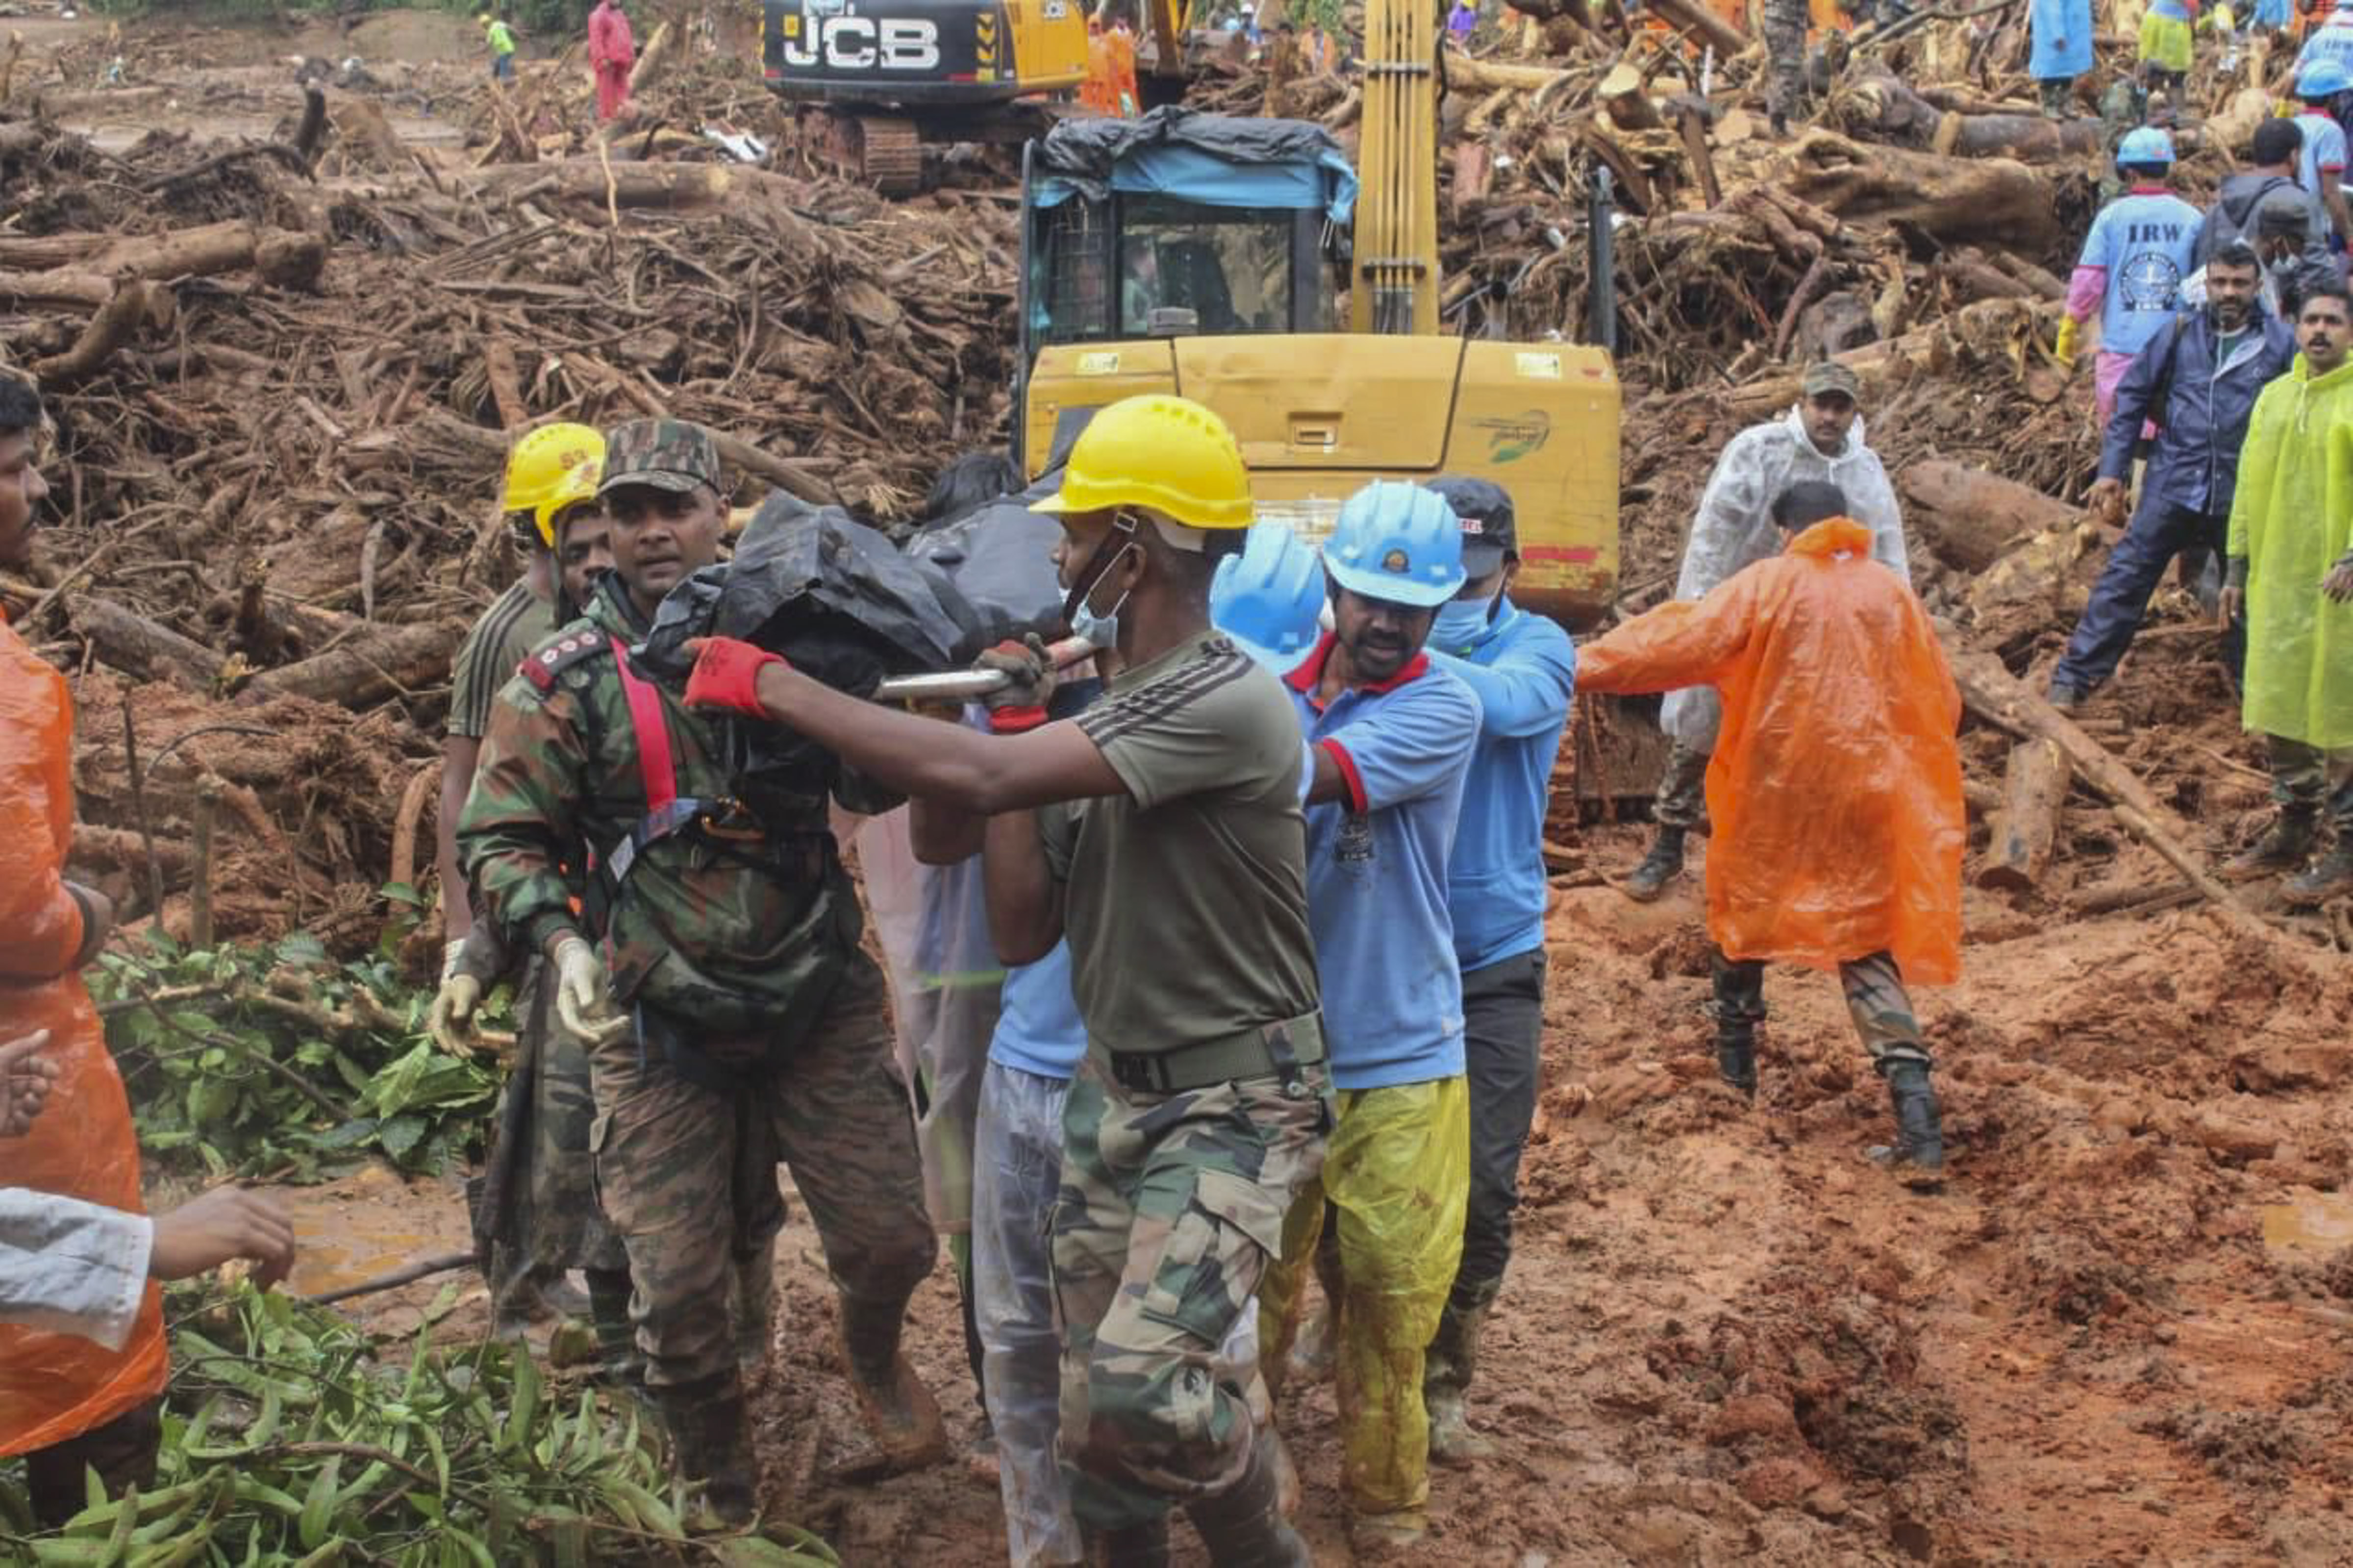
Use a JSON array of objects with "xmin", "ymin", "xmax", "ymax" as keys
[
  {"xmin": 1847, "ymin": 451, "xmax": 1912, "ymax": 584},
  {"xmin": 0, "ymin": 1187, "xmax": 153, "ymax": 1350},
  {"xmin": 1677, "ymin": 428, "xmax": 1784, "ymax": 601}
]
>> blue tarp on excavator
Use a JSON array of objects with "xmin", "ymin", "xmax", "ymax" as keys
[{"xmin": 1031, "ymin": 105, "xmax": 1359, "ymax": 223}]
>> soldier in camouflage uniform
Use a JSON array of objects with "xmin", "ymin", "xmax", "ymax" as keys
[
  {"xmin": 674, "ymin": 394, "xmax": 1327, "ymax": 1565},
  {"xmin": 1763, "ymin": 0, "xmax": 1810, "ymax": 136},
  {"xmin": 458, "ymin": 420, "xmax": 942, "ymax": 1527}
]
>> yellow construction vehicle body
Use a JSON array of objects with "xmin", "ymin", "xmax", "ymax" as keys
[
  {"xmin": 1024, "ymin": 333, "xmax": 1621, "ymax": 628},
  {"xmin": 1007, "ymin": 0, "xmax": 1088, "ymax": 92}
]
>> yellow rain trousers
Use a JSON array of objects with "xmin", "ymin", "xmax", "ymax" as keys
[{"xmin": 1258, "ymin": 1075, "xmax": 1469, "ymax": 1518}]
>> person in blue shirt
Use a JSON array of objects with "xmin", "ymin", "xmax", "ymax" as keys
[
  {"xmin": 1256, "ymin": 481, "xmax": 1479, "ymax": 1552},
  {"xmin": 2030, "ymin": 0, "xmax": 2093, "ymax": 115},
  {"xmin": 1405, "ymin": 476, "xmax": 1576, "ymax": 1468},
  {"xmin": 2059, "ymin": 127, "xmax": 2205, "ymax": 425},
  {"xmin": 2293, "ymin": 60, "xmax": 2353, "ymax": 247}
]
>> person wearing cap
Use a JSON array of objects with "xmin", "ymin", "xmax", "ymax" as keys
[
  {"xmin": 2252, "ymin": 188, "xmax": 2347, "ymax": 322},
  {"xmin": 2198, "ymin": 120, "xmax": 2330, "ymax": 267},
  {"xmin": 1577, "ymin": 479, "xmax": 1962, "ymax": 1187},
  {"xmin": 2292, "ymin": 61, "xmax": 2353, "ymax": 245},
  {"xmin": 2296, "ymin": 0, "xmax": 2353, "ymax": 73},
  {"xmin": 2057, "ymin": 128, "xmax": 2203, "ymax": 424},
  {"xmin": 459, "ymin": 418, "xmax": 943, "ymax": 1529},
  {"xmin": 431, "ymin": 423, "xmax": 624, "ymax": 1352},
  {"xmin": 2030, "ymin": 0, "xmax": 2093, "ymax": 115},
  {"xmin": 1409, "ymin": 476, "xmax": 1575, "ymax": 1467},
  {"xmin": 677, "ymin": 394, "xmax": 1326, "ymax": 1566},
  {"xmin": 1625, "ymin": 361, "xmax": 1908, "ymax": 903},
  {"xmin": 2050, "ymin": 242, "xmax": 2294, "ymax": 712},
  {"xmin": 1251, "ymin": 480, "xmax": 1478, "ymax": 1551},
  {"xmin": 480, "ymin": 9, "xmax": 517, "ymax": 81}
]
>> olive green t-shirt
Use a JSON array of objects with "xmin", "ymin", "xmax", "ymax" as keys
[
  {"xmin": 448, "ymin": 580, "xmax": 555, "ymax": 740},
  {"xmin": 1040, "ymin": 631, "xmax": 1319, "ymax": 1056}
]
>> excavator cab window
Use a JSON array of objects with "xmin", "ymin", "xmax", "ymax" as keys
[{"xmin": 1026, "ymin": 191, "xmax": 1335, "ymax": 345}]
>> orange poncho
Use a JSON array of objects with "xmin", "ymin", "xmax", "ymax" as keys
[
  {"xmin": 0, "ymin": 610, "xmax": 165, "ymax": 1454},
  {"xmin": 1578, "ymin": 517, "xmax": 1965, "ymax": 983}
]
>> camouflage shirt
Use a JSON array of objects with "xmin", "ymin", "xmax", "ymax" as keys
[{"xmin": 457, "ymin": 578, "xmax": 901, "ymax": 1035}]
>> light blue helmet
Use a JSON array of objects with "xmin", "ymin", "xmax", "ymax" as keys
[
  {"xmin": 2115, "ymin": 125, "xmax": 2176, "ymax": 168},
  {"xmin": 1322, "ymin": 480, "xmax": 1466, "ymax": 609},
  {"xmin": 2299, "ymin": 58, "xmax": 2352, "ymax": 99},
  {"xmin": 1211, "ymin": 523, "xmax": 1326, "ymax": 672}
]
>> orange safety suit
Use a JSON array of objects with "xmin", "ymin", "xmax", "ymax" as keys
[
  {"xmin": 0, "ymin": 609, "xmax": 166, "ymax": 1457},
  {"xmin": 1576, "ymin": 517, "xmax": 1966, "ymax": 984}
]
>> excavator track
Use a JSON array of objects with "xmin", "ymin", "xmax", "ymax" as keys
[{"xmin": 807, "ymin": 111, "xmax": 922, "ymax": 196}]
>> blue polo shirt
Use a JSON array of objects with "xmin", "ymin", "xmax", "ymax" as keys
[
  {"xmin": 1427, "ymin": 599, "xmax": 1576, "ymax": 972},
  {"xmin": 1286, "ymin": 634, "xmax": 1480, "ymax": 1091},
  {"xmin": 988, "ymin": 941, "xmax": 1085, "ymax": 1080}
]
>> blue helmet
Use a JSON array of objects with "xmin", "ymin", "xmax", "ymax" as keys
[
  {"xmin": 2115, "ymin": 125, "xmax": 2175, "ymax": 168},
  {"xmin": 2299, "ymin": 59, "xmax": 2352, "ymax": 99},
  {"xmin": 1211, "ymin": 523, "xmax": 1326, "ymax": 672},
  {"xmin": 1322, "ymin": 480, "xmax": 1466, "ymax": 609}
]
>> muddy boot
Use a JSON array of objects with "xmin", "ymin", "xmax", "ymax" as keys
[
  {"xmin": 732, "ymin": 1249, "xmax": 775, "ymax": 1379},
  {"xmin": 1714, "ymin": 1015, "xmax": 1758, "ymax": 1097},
  {"xmin": 1285, "ymin": 1300, "xmax": 1335, "ymax": 1387},
  {"xmin": 1083, "ymin": 1516, "xmax": 1171, "ymax": 1568},
  {"xmin": 1867, "ymin": 1060, "xmax": 1945, "ymax": 1188},
  {"xmin": 2284, "ymin": 838, "xmax": 2353, "ymax": 905},
  {"xmin": 1625, "ymin": 825, "xmax": 1686, "ymax": 903},
  {"xmin": 2223, "ymin": 807, "xmax": 2319, "ymax": 881},
  {"xmin": 1182, "ymin": 1437, "xmax": 1310, "ymax": 1568},
  {"xmin": 652, "ymin": 1374, "xmax": 759, "ymax": 1532},
  {"xmin": 585, "ymin": 1267, "xmax": 644, "ymax": 1399},
  {"xmin": 837, "ymin": 1300, "xmax": 949, "ymax": 1474},
  {"xmin": 1425, "ymin": 1295, "xmax": 1495, "ymax": 1467}
]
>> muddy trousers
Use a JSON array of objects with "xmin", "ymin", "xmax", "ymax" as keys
[
  {"xmin": 1711, "ymin": 948, "xmax": 1931, "ymax": 1069},
  {"xmin": 1439, "ymin": 948, "xmax": 1548, "ymax": 1327},
  {"xmin": 1653, "ymin": 740, "xmax": 1712, "ymax": 832},
  {"xmin": 24, "ymin": 1397, "xmax": 159, "ymax": 1530},
  {"xmin": 1051, "ymin": 1056, "xmax": 1329, "ymax": 1533},
  {"xmin": 2264, "ymin": 734, "xmax": 2353, "ymax": 825},
  {"xmin": 2038, "ymin": 75, "xmax": 2076, "ymax": 114},
  {"xmin": 2053, "ymin": 500, "xmax": 2244, "ymax": 696},
  {"xmin": 1259, "ymin": 1076, "xmax": 1470, "ymax": 1518},
  {"xmin": 587, "ymin": 952, "xmax": 937, "ymax": 1394}
]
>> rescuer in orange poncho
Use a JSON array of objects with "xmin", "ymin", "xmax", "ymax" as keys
[{"xmin": 1576, "ymin": 480, "xmax": 1963, "ymax": 1185}]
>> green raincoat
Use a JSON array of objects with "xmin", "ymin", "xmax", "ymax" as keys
[{"xmin": 2227, "ymin": 353, "xmax": 2353, "ymax": 749}]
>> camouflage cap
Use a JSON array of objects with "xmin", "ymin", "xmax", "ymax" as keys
[
  {"xmin": 1801, "ymin": 362, "xmax": 1863, "ymax": 401},
  {"xmin": 599, "ymin": 418, "xmax": 722, "ymax": 498}
]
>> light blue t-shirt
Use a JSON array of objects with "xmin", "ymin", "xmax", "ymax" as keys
[
  {"xmin": 1427, "ymin": 600, "xmax": 1576, "ymax": 973},
  {"xmin": 1286, "ymin": 636, "xmax": 1479, "ymax": 1092},
  {"xmin": 2078, "ymin": 190, "xmax": 2203, "ymax": 359},
  {"xmin": 2297, "ymin": 19, "xmax": 2353, "ymax": 76},
  {"xmin": 2298, "ymin": 111, "xmax": 2349, "ymax": 200},
  {"xmin": 987, "ymin": 941, "xmax": 1085, "ymax": 1081}
]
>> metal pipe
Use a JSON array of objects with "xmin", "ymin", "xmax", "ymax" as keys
[
  {"xmin": 873, "ymin": 636, "xmax": 1097, "ymax": 704},
  {"xmin": 1587, "ymin": 166, "xmax": 1618, "ymax": 354}
]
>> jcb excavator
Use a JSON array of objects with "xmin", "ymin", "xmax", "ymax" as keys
[
  {"xmin": 761, "ymin": 0, "xmax": 1191, "ymax": 195},
  {"xmin": 1014, "ymin": 11, "xmax": 1621, "ymax": 627}
]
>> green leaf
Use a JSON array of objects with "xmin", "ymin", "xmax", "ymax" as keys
[
  {"xmin": 298, "ymin": 1455, "xmax": 342, "ymax": 1550},
  {"xmin": 376, "ymin": 1114, "xmax": 428, "ymax": 1161},
  {"xmin": 276, "ymin": 932, "xmax": 329, "ymax": 967}
]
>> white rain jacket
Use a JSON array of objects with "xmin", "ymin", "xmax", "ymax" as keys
[{"xmin": 1659, "ymin": 407, "xmax": 1912, "ymax": 750}]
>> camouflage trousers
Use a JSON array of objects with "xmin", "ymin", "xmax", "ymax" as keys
[
  {"xmin": 2265, "ymin": 734, "xmax": 2353, "ymax": 827},
  {"xmin": 587, "ymin": 949, "xmax": 936, "ymax": 1391},
  {"xmin": 1050, "ymin": 1052, "xmax": 1330, "ymax": 1532},
  {"xmin": 1712, "ymin": 947, "xmax": 1930, "ymax": 1069},
  {"xmin": 1763, "ymin": 0, "xmax": 1810, "ymax": 119},
  {"xmin": 1654, "ymin": 739, "xmax": 1712, "ymax": 832}
]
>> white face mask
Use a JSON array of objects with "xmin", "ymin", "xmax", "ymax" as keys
[
  {"xmin": 1070, "ymin": 599, "xmax": 1120, "ymax": 650},
  {"xmin": 1430, "ymin": 588, "xmax": 1499, "ymax": 653}
]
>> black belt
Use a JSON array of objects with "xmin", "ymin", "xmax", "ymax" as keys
[{"xmin": 1099, "ymin": 1011, "xmax": 1327, "ymax": 1096}]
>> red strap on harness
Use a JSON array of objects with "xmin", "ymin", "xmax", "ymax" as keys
[{"xmin": 609, "ymin": 644, "xmax": 678, "ymax": 814}]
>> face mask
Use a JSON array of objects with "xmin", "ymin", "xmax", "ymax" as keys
[
  {"xmin": 1430, "ymin": 590, "xmax": 1498, "ymax": 653},
  {"xmin": 1070, "ymin": 600, "xmax": 1120, "ymax": 650}
]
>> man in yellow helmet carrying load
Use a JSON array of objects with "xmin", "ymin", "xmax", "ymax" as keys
[
  {"xmin": 431, "ymin": 423, "xmax": 624, "ymax": 1347},
  {"xmin": 678, "ymin": 394, "xmax": 1327, "ymax": 1565}
]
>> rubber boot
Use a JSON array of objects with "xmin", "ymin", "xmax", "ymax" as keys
[
  {"xmin": 1182, "ymin": 1437, "xmax": 1310, "ymax": 1568},
  {"xmin": 1425, "ymin": 1295, "xmax": 1496, "ymax": 1467},
  {"xmin": 1714, "ymin": 1016, "xmax": 1758, "ymax": 1097},
  {"xmin": 1625, "ymin": 824, "xmax": 1686, "ymax": 903},
  {"xmin": 2224, "ymin": 807, "xmax": 2319, "ymax": 881},
  {"xmin": 733, "ymin": 1249, "xmax": 775, "ymax": 1379},
  {"xmin": 1867, "ymin": 1059, "xmax": 1946, "ymax": 1189},
  {"xmin": 652, "ymin": 1374, "xmax": 759, "ymax": 1532},
  {"xmin": 2284, "ymin": 837, "xmax": 2353, "ymax": 905},
  {"xmin": 837, "ymin": 1298, "xmax": 949, "ymax": 1475},
  {"xmin": 1284, "ymin": 1300, "xmax": 1335, "ymax": 1388},
  {"xmin": 585, "ymin": 1266, "xmax": 645, "ymax": 1400},
  {"xmin": 1083, "ymin": 1516, "xmax": 1171, "ymax": 1568}
]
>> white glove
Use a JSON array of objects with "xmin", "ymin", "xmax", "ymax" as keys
[
  {"xmin": 440, "ymin": 937, "xmax": 470, "ymax": 982},
  {"xmin": 427, "ymin": 972, "xmax": 483, "ymax": 1056},
  {"xmin": 551, "ymin": 934, "xmax": 627, "ymax": 1044}
]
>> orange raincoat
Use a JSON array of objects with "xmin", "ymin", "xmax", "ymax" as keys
[
  {"xmin": 0, "ymin": 609, "xmax": 165, "ymax": 1454},
  {"xmin": 1577, "ymin": 518, "xmax": 1965, "ymax": 984}
]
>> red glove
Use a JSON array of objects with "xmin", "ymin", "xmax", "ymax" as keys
[{"xmin": 684, "ymin": 637, "xmax": 787, "ymax": 718}]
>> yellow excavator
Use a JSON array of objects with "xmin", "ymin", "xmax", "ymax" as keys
[{"xmin": 1015, "ymin": 7, "xmax": 1621, "ymax": 627}]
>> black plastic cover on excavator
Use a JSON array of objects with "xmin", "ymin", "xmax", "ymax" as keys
[{"xmin": 1033, "ymin": 105, "xmax": 1352, "ymax": 205}]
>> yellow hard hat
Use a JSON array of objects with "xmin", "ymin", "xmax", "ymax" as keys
[
  {"xmin": 1034, "ymin": 394, "xmax": 1253, "ymax": 531},
  {"xmin": 501, "ymin": 423, "xmax": 606, "ymax": 548}
]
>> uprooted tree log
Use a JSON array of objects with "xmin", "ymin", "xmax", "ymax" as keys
[
  {"xmin": 1978, "ymin": 737, "xmax": 2072, "ymax": 892},
  {"xmin": 1901, "ymin": 458, "xmax": 2082, "ymax": 573}
]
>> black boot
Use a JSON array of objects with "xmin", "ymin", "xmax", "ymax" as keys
[
  {"xmin": 1709, "ymin": 955, "xmax": 1764, "ymax": 1097},
  {"xmin": 1183, "ymin": 1436, "xmax": 1310, "ymax": 1568},
  {"xmin": 1426, "ymin": 1293, "xmax": 1496, "ymax": 1466},
  {"xmin": 652, "ymin": 1374, "xmax": 759, "ymax": 1531},
  {"xmin": 1626, "ymin": 825, "xmax": 1687, "ymax": 903},
  {"xmin": 837, "ymin": 1295, "xmax": 948, "ymax": 1474},
  {"xmin": 2284, "ymin": 837, "xmax": 2353, "ymax": 905},
  {"xmin": 1715, "ymin": 1021, "xmax": 1758, "ymax": 1097},
  {"xmin": 2224, "ymin": 807, "xmax": 2320, "ymax": 881},
  {"xmin": 1871, "ymin": 1060, "xmax": 1945, "ymax": 1187},
  {"xmin": 1083, "ymin": 1516, "xmax": 1171, "ymax": 1568}
]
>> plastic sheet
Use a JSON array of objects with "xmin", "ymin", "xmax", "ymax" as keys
[
  {"xmin": 2228, "ymin": 360, "xmax": 2353, "ymax": 750},
  {"xmin": 1258, "ymin": 1076, "xmax": 1469, "ymax": 1516},
  {"xmin": 0, "ymin": 614, "xmax": 167, "ymax": 1456},
  {"xmin": 1577, "ymin": 517, "xmax": 1966, "ymax": 984}
]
